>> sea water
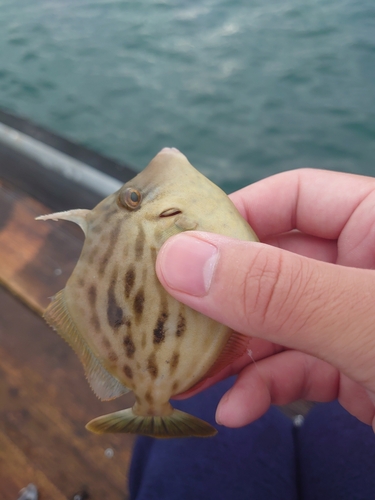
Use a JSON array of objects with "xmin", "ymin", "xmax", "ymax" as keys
[{"xmin": 0, "ymin": 0, "xmax": 374, "ymax": 192}]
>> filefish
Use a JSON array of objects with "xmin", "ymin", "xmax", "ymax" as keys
[{"xmin": 37, "ymin": 148, "xmax": 258, "ymax": 438}]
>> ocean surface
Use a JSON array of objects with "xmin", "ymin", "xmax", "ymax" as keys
[{"xmin": 0, "ymin": 0, "xmax": 374, "ymax": 192}]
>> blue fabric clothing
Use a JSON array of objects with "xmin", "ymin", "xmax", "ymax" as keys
[
  {"xmin": 297, "ymin": 400, "xmax": 375, "ymax": 500},
  {"xmin": 129, "ymin": 378, "xmax": 375, "ymax": 500}
]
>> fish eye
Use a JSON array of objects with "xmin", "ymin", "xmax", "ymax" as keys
[
  {"xmin": 119, "ymin": 188, "xmax": 142, "ymax": 210},
  {"xmin": 160, "ymin": 208, "xmax": 182, "ymax": 218}
]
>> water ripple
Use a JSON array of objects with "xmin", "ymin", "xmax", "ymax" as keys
[{"xmin": 0, "ymin": 0, "xmax": 374, "ymax": 190}]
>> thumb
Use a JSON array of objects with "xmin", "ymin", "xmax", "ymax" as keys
[{"xmin": 156, "ymin": 232, "xmax": 375, "ymax": 391}]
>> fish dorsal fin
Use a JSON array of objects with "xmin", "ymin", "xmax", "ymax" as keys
[
  {"xmin": 44, "ymin": 290, "xmax": 129, "ymax": 401},
  {"xmin": 205, "ymin": 331, "xmax": 250, "ymax": 379}
]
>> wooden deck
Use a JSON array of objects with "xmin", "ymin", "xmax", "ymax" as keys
[{"xmin": 0, "ymin": 180, "xmax": 135, "ymax": 499}]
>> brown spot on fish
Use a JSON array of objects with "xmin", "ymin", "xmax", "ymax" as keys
[
  {"xmin": 102, "ymin": 338, "xmax": 111, "ymax": 350},
  {"xmin": 98, "ymin": 255, "xmax": 110, "ymax": 275},
  {"xmin": 123, "ymin": 365, "xmax": 133, "ymax": 379},
  {"xmin": 135, "ymin": 225, "xmax": 145, "ymax": 260},
  {"xmin": 145, "ymin": 390, "xmax": 153, "ymax": 405},
  {"xmin": 133, "ymin": 289, "xmax": 145, "ymax": 320},
  {"xmin": 123, "ymin": 335, "xmax": 136, "ymax": 358},
  {"xmin": 103, "ymin": 207, "xmax": 118, "ymax": 223},
  {"xmin": 77, "ymin": 277, "xmax": 85, "ymax": 288},
  {"xmin": 141, "ymin": 332, "xmax": 146, "ymax": 349},
  {"xmin": 98, "ymin": 220, "xmax": 121, "ymax": 275},
  {"xmin": 88, "ymin": 285, "xmax": 100, "ymax": 329},
  {"xmin": 172, "ymin": 381, "xmax": 179, "ymax": 393},
  {"xmin": 88, "ymin": 284, "xmax": 97, "ymax": 307},
  {"xmin": 87, "ymin": 245, "xmax": 100, "ymax": 266},
  {"xmin": 99, "ymin": 232, "xmax": 110, "ymax": 244},
  {"xmin": 108, "ymin": 351, "xmax": 118, "ymax": 363},
  {"xmin": 153, "ymin": 312, "xmax": 168, "ymax": 344},
  {"xmin": 101, "ymin": 338, "xmax": 119, "ymax": 364},
  {"xmin": 91, "ymin": 313, "xmax": 100, "ymax": 331},
  {"xmin": 91, "ymin": 221, "xmax": 104, "ymax": 234},
  {"xmin": 147, "ymin": 353, "xmax": 158, "ymax": 379},
  {"xmin": 107, "ymin": 303, "xmax": 124, "ymax": 329},
  {"xmin": 107, "ymin": 268, "xmax": 124, "ymax": 329},
  {"xmin": 176, "ymin": 312, "xmax": 186, "ymax": 337},
  {"xmin": 150, "ymin": 247, "xmax": 157, "ymax": 265},
  {"xmin": 125, "ymin": 266, "xmax": 136, "ymax": 298},
  {"xmin": 170, "ymin": 351, "xmax": 180, "ymax": 373}
]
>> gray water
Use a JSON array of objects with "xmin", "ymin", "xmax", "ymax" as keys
[{"xmin": 0, "ymin": 0, "xmax": 375, "ymax": 192}]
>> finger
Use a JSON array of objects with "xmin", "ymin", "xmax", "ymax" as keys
[
  {"xmin": 216, "ymin": 351, "xmax": 340, "ymax": 428},
  {"xmin": 216, "ymin": 351, "xmax": 375, "ymax": 428},
  {"xmin": 229, "ymin": 169, "xmax": 375, "ymax": 243},
  {"xmin": 156, "ymin": 232, "xmax": 375, "ymax": 392},
  {"xmin": 338, "ymin": 374, "xmax": 375, "ymax": 425},
  {"xmin": 173, "ymin": 339, "xmax": 284, "ymax": 400},
  {"xmin": 264, "ymin": 232, "xmax": 338, "ymax": 263}
]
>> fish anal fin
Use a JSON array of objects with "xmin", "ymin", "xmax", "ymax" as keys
[
  {"xmin": 205, "ymin": 331, "xmax": 250, "ymax": 379},
  {"xmin": 44, "ymin": 290, "xmax": 129, "ymax": 401},
  {"xmin": 86, "ymin": 408, "xmax": 217, "ymax": 438}
]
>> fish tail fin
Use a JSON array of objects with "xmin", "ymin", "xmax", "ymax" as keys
[{"xmin": 86, "ymin": 408, "xmax": 217, "ymax": 438}]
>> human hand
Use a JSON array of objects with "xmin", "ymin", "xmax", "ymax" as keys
[{"xmin": 155, "ymin": 169, "xmax": 375, "ymax": 431}]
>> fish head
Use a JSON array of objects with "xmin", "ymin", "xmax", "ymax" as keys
[
  {"xmin": 38, "ymin": 147, "xmax": 256, "ymax": 254},
  {"xmin": 86, "ymin": 147, "xmax": 199, "ymax": 248},
  {"xmin": 85, "ymin": 146, "xmax": 256, "ymax": 250}
]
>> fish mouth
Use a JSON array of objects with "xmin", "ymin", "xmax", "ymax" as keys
[{"xmin": 159, "ymin": 208, "xmax": 182, "ymax": 218}]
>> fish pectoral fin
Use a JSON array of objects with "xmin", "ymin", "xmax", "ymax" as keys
[
  {"xmin": 174, "ymin": 214, "xmax": 198, "ymax": 231},
  {"xmin": 205, "ymin": 331, "xmax": 250, "ymax": 379},
  {"xmin": 44, "ymin": 289, "xmax": 129, "ymax": 401},
  {"xmin": 86, "ymin": 408, "xmax": 217, "ymax": 438}
]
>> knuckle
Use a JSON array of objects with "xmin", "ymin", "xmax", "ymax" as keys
[
  {"xmin": 237, "ymin": 248, "xmax": 285, "ymax": 330},
  {"xmin": 237, "ymin": 247, "xmax": 313, "ymax": 334}
]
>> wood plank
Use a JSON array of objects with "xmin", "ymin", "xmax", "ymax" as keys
[
  {"xmin": 0, "ymin": 285, "xmax": 135, "ymax": 499},
  {"xmin": 0, "ymin": 181, "xmax": 135, "ymax": 498},
  {"xmin": 0, "ymin": 179, "xmax": 84, "ymax": 315},
  {"xmin": 0, "ymin": 432, "xmax": 67, "ymax": 500}
]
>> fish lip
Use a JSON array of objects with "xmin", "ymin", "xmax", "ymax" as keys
[{"xmin": 159, "ymin": 208, "xmax": 182, "ymax": 218}]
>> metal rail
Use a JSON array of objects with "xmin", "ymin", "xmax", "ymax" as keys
[{"xmin": 0, "ymin": 121, "xmax": 123, "ymax": 197}]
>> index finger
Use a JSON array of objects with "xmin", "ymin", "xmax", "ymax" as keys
[{"xmin": 230, "ymin": 169, "xmax": 375, "ymax": 241}]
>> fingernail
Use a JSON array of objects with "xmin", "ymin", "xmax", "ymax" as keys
[{"xmin": 158, "ymin": 234, "xmax": 218, "ymax": 296}]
